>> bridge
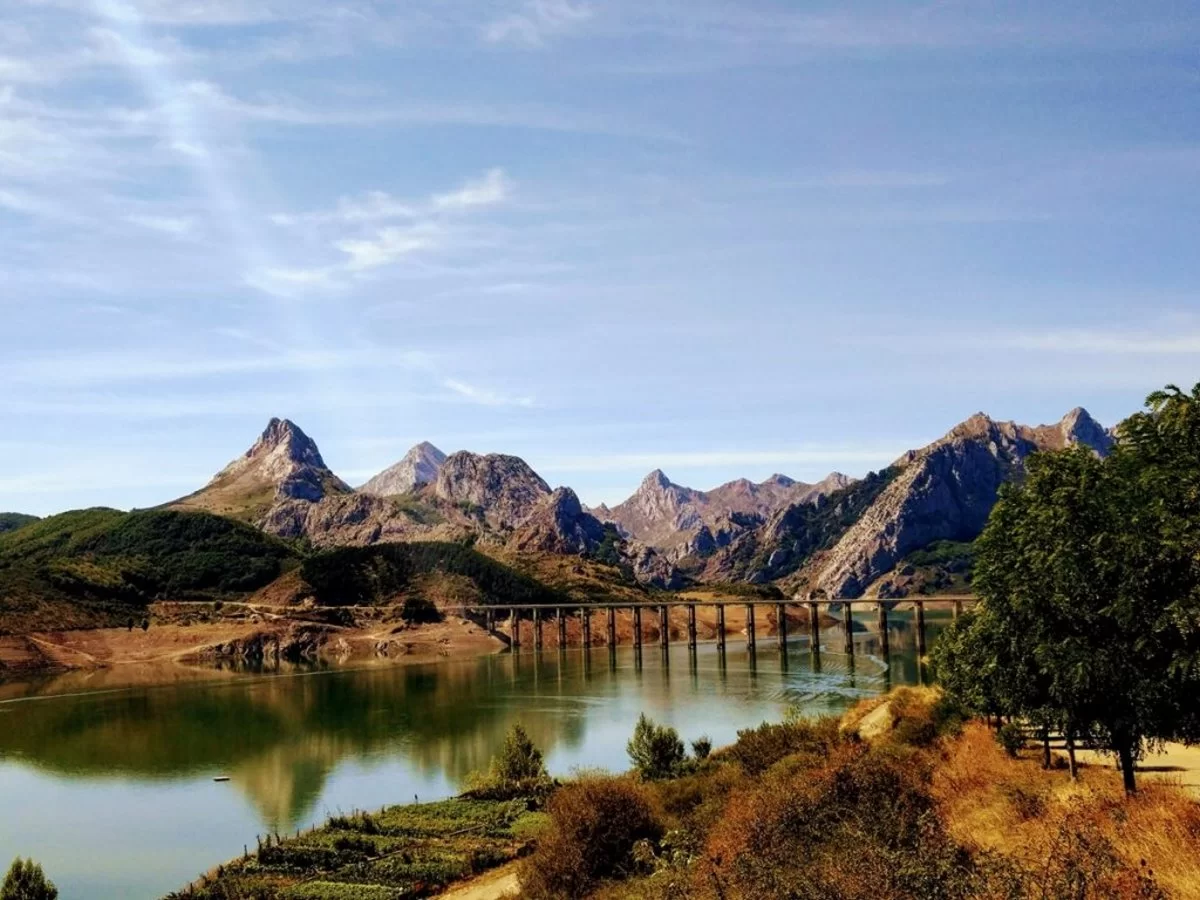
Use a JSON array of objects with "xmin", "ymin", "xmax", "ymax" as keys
[{"xmin": 457, "ymin": 594, "xmax": 978, "ymax": 658}]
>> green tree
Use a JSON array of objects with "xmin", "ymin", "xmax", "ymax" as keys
[
  {"xmin": 935, "ymin": 383, "xmax": 1200, "ymax": 792},
  {"xmin": 626, "ymin": 713, "xmax": 685, "ymax": 780},
  {"xmin": 1, "ymin": 859, "xmax": 57, "ymax": 900},
  {"xmin": 491, "ymin": 723, "xmax": 548, "ymax": 785}
]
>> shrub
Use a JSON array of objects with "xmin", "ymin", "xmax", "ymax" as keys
[
  {"xmin": 996, "ymin": 722, "xmax": 1025, "ymax": 757},
  {"xmin": 628, "ymin": 714, "xmax": 686, "ymax": 780},
  {"xmin": 2, "ymin": 859, "xmax": 58, "ymax": 900},
  {"xmin": 690, "ymin": 736, "xmax": 712, "ymax": 761},
  {"xmin": 724, "ymin": 716, "xmax": 841, "ymax": 776},
  {"xmin": 400, "ymin": 596, "xmax": 442, "ymax": 625},
  {"xmin": 704, "ymin": 744, "xmax": 980, "ymax": 899},
  {"xmin": 519, "ymin": 776, "xmax": 662, "ymax": 899}
]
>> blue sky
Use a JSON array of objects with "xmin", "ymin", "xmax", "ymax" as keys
[{"xmin": 1, "ymin": 0, "xmax": 1199, "ymax": 516}]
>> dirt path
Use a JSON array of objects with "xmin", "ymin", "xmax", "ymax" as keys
[
  {"xmin": 1076, "ymin": 743, "xmax": 1200, "ymax": 797},
  {"xmin": 435, "ymin": 863, "xmax": 521, "ymax": 900}
]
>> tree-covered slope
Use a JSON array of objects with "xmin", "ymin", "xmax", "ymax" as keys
[
  {"xmin": 0, "ymin": 513, "xmax": 39, "ymax": 535},
  {"xmin": 301, "ymin": 541, "xmax": 570, "ymax": 608},
  {"xmin": 0, "ymin": 508, "xmax": 300, "ymax": 633}
]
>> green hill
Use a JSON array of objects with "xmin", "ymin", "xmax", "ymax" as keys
[
  {"xmin": 0, "ymin": 513, "xmax": 39, "ymax": 535},
  {"xmin": 0, "ymin": 508, "xmax": 300, "ymax": 634},
  {"xmin": 302, "ymin": 542, "xmax": 570, "ymax": 608}
]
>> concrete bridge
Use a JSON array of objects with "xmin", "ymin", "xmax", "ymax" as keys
[{"xmin": 458, "ymin": 594, "xmax": 977, "ymax": 658}]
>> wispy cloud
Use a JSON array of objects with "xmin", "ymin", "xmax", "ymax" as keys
[
  {"xmin": 335, "ymin": 223, "xmax": 443, "ymax": 271},
  {"xmin": 484, "ymin": 0, "xmax": 593, "ymax": 47},
  {"xmin": 443, "ymin": 378, "xmax": 535, "ymax": 407},
  {"xmin": 432, "ymin": 168, "xmax": 512, "ymax": 211},
  {"xmin": 254, "ymin": 170, "xmax": 509, "ymax": 291},
  {"xmin": 126, "ymin": 213, "xmax": 194, "ymax": 235},
  {"xmin": 997, "ymin": 328, "xmax": 1200, "ymax": 354}
]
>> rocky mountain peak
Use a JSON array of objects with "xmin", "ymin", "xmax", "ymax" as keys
[
  {"xmin": 172, "ymin": 417, "xmax": 349, "ymax": 519},
  {"xmin": 641, "ymin": 469, "xmax": 674, "ymax": 491},
  {"xmin": 434, "ymin": 451, "xmax": 551, "ymax": 529},
  {"xmin": 1058, "ymin": 407, "xmax": 1114, "ymax": 455},
  {"xmin": 360, "ymin": 441, "xmax": 448, "ymax": 497}
]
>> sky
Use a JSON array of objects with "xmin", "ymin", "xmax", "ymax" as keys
[{"xmin": 1, "ymin": 0, "xmax": 1199, "ymax": 517}]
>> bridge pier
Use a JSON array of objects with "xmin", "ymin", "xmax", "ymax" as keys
[
  {"xmin": 582, "ymin": 608, "xmax": 591, "ymax": 646},
  {"xmin": 533, "ymin": 608, "xmax": 543, "ymax": 652},
  {"xmin": 915, "ymin": 601, "xmax": 927, "ymax": 656},
  {"xmin": 716, "ymin": 604, "xmax": 726, "ymax": 652},
  {"xmin": 687, "ymin": 604, "xmax": 697, "ymax": 651},
  {"xmin": 486, "ymin": 608, "xmax": 495, "ymax": 635},
  {"xmin": 633, "ymin": 606, "xmax": 642, "ymax": 650},
  {"xmin": 607, "ymin": 606, "xmax": 617, "ymax": 647},
  {"xmin": 659, "ymin": 605, "xmax": 669, "ymax": 649},
  {"xmin": 878, "ymin": 602, "xmax": 890, "ymax": 656},
  {"xmin": 511, "ymin": 609, "xmax": 520, "ymax": 650},
  {"xmin": 776, "ymin": 603, "xmax": 787, "ymax": 648},
  {"xmin": 954, "ymin": 598, "xmax": 964, "ymax": 620},
  {"xmin": 746, "ymin": 604, "xmax": 756, "ymax": 652},
  {"xmin": 808, "ymin": 602, "xmax": 820, "ymax": 652},
  {"xmin": 843, "ymin": 602, "xmax": 854, "ymax": 655},
  {"xmin": 557, "ymin": 608, "xmax": 567, "ymax": 648}
]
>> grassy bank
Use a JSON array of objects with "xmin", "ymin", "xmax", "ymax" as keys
[
  {"xmin": 172, "ymin": 689, "xmax": 1200, "ymax": 900},
  {"xmin": 166, "ymin": 797, "xmax": 547, "ymax": 900}
]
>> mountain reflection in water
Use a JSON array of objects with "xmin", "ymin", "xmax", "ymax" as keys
[{"xmin": 0, "ymin": 613, "xmax": 943, "ymax": 900}]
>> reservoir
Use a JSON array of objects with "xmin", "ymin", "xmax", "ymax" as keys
[{"xmin": 0, "ymin": 612, "xmax": 945, "ymax": 899}]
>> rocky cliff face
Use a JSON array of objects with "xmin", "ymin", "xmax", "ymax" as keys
[
  {"xmin": 434, "ymin": 452, "xmax": 552, "ymax": 530},
  {"xmin": 359, "ymin": 442, "xmax": 447, "ymax": 497},
  {"xmin": 172, "ymin": 418, "xmax": 350, "ymax": 519},
  {"xmin": 812, "ymin": 408, "xmax": 1112, "ymax": 598},
  {"xmin": 510, "ymin": 487, "xmax": 606, "ymax": 555},
  {"xmin": 595, "ymin": 469, "xmax": 855, "ymax": 560}
]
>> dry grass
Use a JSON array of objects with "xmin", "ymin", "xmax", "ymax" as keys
[{"xmin": 933, "ymin": 723, "xmax": 1200, "ymax": 899}]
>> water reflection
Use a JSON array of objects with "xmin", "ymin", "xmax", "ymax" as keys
[{"xmin": 0, "ymin": 613, "xmax": 946, "ymax": 900}]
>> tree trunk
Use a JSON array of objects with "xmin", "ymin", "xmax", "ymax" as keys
[
  {"xmin": 1116, "ymin": 737, "xmax": 1137, "ymax": 794},
  {"xmin": 1066, "ymin": 733, "xmax": 1078, "ymax": 781},
  {"xmin": 1041, "ymin": 728, "xmax": 1051, "ymax": 769}
]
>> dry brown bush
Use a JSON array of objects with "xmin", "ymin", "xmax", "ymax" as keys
[{"xmin": 518, "ymin": 775, "xmax": 663, "ymax": 899}]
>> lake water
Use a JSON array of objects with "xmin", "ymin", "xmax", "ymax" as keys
[{"xmin": 0, "ymin": 612, "xmax": 944, "ymax": 899}]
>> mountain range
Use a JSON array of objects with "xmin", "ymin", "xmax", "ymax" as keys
[{"xmin": 148, "ymin": 405, "xmax": 1114, "ymax": 597}]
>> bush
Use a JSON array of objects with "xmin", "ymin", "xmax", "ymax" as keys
[
  {"xmin": 704, "ymin": 744, "xmax": 980, "ymax": 899},
  {"xmin": 997, "ymin": 722, "xmax": 1025, "ymax": 757},
  {"xmin": 400, "ymin": 596, "xmax": 442, "ymax": 625},
  {"xmin": 725, "ymin": 716, "xmax": 841, "ymax": 776},
  {"xmin": 690, "ymin": 736, "xmax": 712, "ymax": 761},
  {"xmin": 628, "ymin": 714, "xmax": 685, "ymax": 780},
  {"xmin": 2, "ymin": 859, "xmax": 57, "ymax": 900},
  {"xmin": 519, "ymin": 776, "xmax": 662, "ymax": 899}
]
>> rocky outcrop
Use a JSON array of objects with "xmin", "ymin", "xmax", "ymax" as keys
[
  {"xmin": 171, "ymin": 418, "xmax": 350, "ymax": 519},
  {"xmin": 814, "ymin": 408, "xmax": 1112, "ymax": 597},
  {"xmin": 510, "ymin": 487, "xmax": 606, "ymax": 554},
  {"xmin": 360, "ymin": 442, "xmax": 447, "ymax": 497},
  {"xmin": 595, "ymin": 469, "xmax": 855, "ymax": 559},
  {"xmin": 434, "ymin": 452, "xmax": 551, "ymax": 530}
]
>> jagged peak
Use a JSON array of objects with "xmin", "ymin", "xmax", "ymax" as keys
[
  {"xmin": 640, "ymin": 469, "xmax": 674, "ymax": 491},
  {"xmin": 765, "ymin": 473, "xmax": 796, "ymax": 487},
  {"xmin": 248, "ymin": 417, "xmax": 325, "ymax": 466}
]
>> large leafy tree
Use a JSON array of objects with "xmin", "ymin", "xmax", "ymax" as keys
[{"xmin": 935, "ymin": 384, "xmax": 1200, "ymax": 792}]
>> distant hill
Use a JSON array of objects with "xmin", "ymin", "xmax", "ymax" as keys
[
  {"xmin": 0, "ymin": 508, "xmax": 300, "ymax": 634},
  {"xmin": 0, "ymin": 513, "xmax": 39, "ymax": 535},
  {"xmin": 301, "ymin": 541, "xmax": 570, "ymax": 608}
]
